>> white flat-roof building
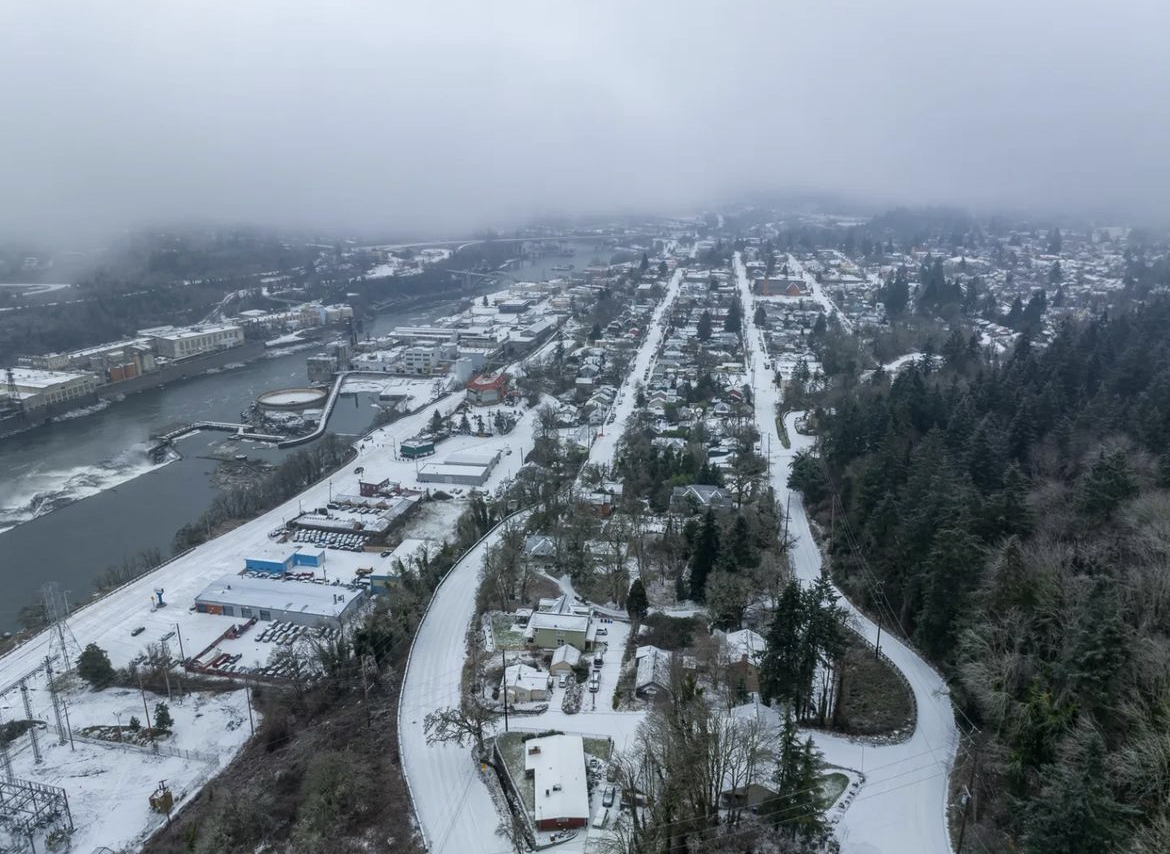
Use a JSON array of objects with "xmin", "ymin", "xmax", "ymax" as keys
[
  {"xmin": 524, "ymin": 735, "xmax": 589, "ymax": 831},
  {"xmin": 146, "ymin": 324, "xmax": 244, "ymax": 360},
  {"xmin": 194, "ymin": 574, "xmax": 366, "ymax": 628},
  {"xmin": 3, "ymin": 367, "xmax": 99, "ymax": 410}
]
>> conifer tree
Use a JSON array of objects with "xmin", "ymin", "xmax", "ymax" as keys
[{"xmin": 688, "ymin": 508, "xmax": 720, "ymax": 601}]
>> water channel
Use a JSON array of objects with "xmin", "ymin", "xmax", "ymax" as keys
[{"xmin": 0, "ymin": 243, "xmax": 606, "ymax": 629}]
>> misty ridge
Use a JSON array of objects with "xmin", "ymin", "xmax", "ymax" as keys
[{"xmin": 1, "ymin": 0, "xmax": 1168, "ymax": 245}]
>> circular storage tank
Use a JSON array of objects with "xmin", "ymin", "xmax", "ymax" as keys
[{"xmin": 256, "ymin": 387, "xmax": 328, "ymax": 412}]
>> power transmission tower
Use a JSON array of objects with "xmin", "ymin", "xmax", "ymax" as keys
[
  {"xmin": 44, "ymin": 657, "xmax": 68, "ymax": 746},
  {"xmin": 42, "ymin": 582, "xmax": 81, "ymax": 671},
  {"xmin": 0, "ymin": 709, "xmax": 13, "ymax": 782},
  {"xmin": 18, "ymin": 680, "xmax": 40, "ymax": 765}
]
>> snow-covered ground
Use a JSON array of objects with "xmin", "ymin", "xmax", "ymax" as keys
[
  {"xmin": 583, "ymin": 267, "xmax": 683, "ymax": 473},
  {"xmin": 860, "ymin": 351, "xmax": 926, "ymax": 383},
  {"xmin": 0, "ymin": 383, "xmax": 534, "ymax": 850},
  {"xmin": 1, "ymin": 675, "xmax": 253, "ymax": 853},
  {"xmin": 398, "ymin": 513, "xmax": 526, "ymax": 854},
  {"xmin": 786, "ymin": 253, "xmax": 855, "ymax": 333},
  {"xmin": 400, "ymin": 276, "xmax": 686, "ymax": 854},
  {"xmin": 736, "ymin": 253, "xmax": 958, "ymax": 854}
]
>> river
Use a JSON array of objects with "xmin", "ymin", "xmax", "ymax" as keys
[{"xmin": 0, "ymin": 242, "xmax": 607, "ymax": 630}]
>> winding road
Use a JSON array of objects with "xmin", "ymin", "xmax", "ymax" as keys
[
  {"xmin": 735, "ymin": 252, "xmax": 958, "ymax": 854},
  {"xmin": 397, "ymin": 259, "xmax": 957, "ymax": 854},
  {"xmin": 398, "ymin": 268, "xmax": 685, "ymax": 854}
]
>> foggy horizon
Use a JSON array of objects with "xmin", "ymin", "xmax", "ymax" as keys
[{"xmin": 3, "ymin": 0, "xmax": 1168, "ymax": 242}]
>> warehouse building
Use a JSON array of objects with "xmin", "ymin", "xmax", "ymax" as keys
[
  {"xmin": 2, "ymin": 368, "xmax": 99, "ymax": 411},
  {"xmin": 417, "ymin": 448, "xmax": 501, "ymax": 487},
  {"xmin": 243, "ymin": 548, "xmax": 325, "ymax": 576},
  {"xmin": 194, "ymin": 574, "xmax": 365, "ymax": 628},
  {"xmin": 144, "ymin": 324, "xmax": 244, "ymax": 360}
]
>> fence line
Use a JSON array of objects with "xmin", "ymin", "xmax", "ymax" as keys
[{"xmin": 42, "ymin": 723, "xmax": 221, "ymax": 765}]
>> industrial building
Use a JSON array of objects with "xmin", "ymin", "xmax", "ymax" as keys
[
  {"xmin": 307, "ymin": 340, "xmax": 352, "ymax": 384},
  {"xmin": 524, "ymin": 735, "xmax": 589, "ymax": 831},
  {"xmin": 18, "ymin": 339, "xmax": 158, "ymax": 383},
  {"xmin": 416, "ymin": 448, "xmax": 501, "ymax": 487},
  {"xmin": 194, "ymin": 574, "xmax": 365, "ymax": 628},
  {"xmin": 143, "ymin": 324, "xmax": 244, "ymax": 360},
  {"xmin": 244, "ymin": 548, "xmax": 325, "ymax": 576},
  {"xmin": 2, "ymin": 367, "xmax": 99, "ymax": 411}
]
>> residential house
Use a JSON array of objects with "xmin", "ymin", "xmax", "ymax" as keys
[
  {"xmin": 503, "ymin": 664, "xmax": 551, "ymax": 704},
  {"xmin": 523, "ymin": 535, "xmax": 557, "ymax": 567},
  {"xmin": 634, "ymin": 645, "xmax": 673, "ymax": 699},
  {"xmin": 524, "ymin": 735, "xmax": 590, "ymax": 830},
  {"xmin": 466, "ymin": 372, "xmax": 509, "ymax": 406},
  {"xmin": 669, "ymin": 484, "xmax": 733, "ymax": 514},
  {"xmin": 723, "ymin": 629, "xmax": 766, "ymax": 696},
  {"xmin": 525, "ymin": 611, "xmax": 594, "ymax": 651}
]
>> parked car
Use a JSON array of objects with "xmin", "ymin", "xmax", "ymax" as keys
[
  {"xmin": 557, "ymin": 673, "xmax": 568, "ymax": 688},
  {"xmin": 597, "ymin": 627, "xmax": 608, "ymax": 636},
  {"xmin": 602, "ymin": 786, "xmax": 616, "ymax": 807},
  {"xmin": 130, "ymin": 626, "xmax": 145, "ymax": 637},
  {"xmin": 589, "ymin": 676, "xmax": 600, "ymax": 693}
]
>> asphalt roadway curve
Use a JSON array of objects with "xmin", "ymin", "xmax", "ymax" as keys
[{"xmin": 735, "ymin": 253, "xmax": 959, "ymax": 854}]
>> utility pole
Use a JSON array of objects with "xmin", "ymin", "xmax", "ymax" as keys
[
  {"xmin": 782, "ymin": 491, "xmax": 792, "ymax": 546},
  {"xmin": 956, "ymin": 738, "xmax": 980, "ymax": 851},
  {"xmin": 20, "ymin": 680, "xmax": 41, "ymax": 764},
  {"xmin": 501, "ymin": 650, "xmax": 509, "ymax": 733},
  {"xmin": 245, "ymin": 683, "xmax": 254, "ymax": 736},
  {"xmin": 139, "ymin": 675, "xmax": 155, "ymax": 748},
  {"xmin": 874, "ymin": 611, "xmax": 883, "ymax": 661}
]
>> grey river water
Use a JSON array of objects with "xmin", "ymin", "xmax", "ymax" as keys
[{"xmin": 0, "ymin": 243, "xmax": 604, "ymax": 630}]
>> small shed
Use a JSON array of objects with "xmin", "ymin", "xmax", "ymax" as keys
[{"xmin": 549, "ymin": 644, "xmax": 582, "ymax": 676}]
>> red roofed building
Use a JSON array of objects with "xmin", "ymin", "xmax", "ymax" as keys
[
  {"xmin": 755, "ymin": 277, "xmax": 805, "ymax": 297},
  {"xmin": 466, "ymin": 372, "xmax": 508, "ymax": 406}
]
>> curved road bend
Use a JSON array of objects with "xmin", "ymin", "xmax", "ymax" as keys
[
  {"xmin": 400, "ymin": 269, "xmax": 685, "ymax": 853},
  {"xmin": 735, "ymin": 253, "xmax": 958, "ymax": 854}
]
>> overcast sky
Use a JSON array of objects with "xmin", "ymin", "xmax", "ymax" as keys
[{"xmin": 1, "ymin": 0, "xmax": 1167, "ymax": 240}]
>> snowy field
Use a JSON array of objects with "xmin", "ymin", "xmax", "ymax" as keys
[{"xmin": 1, "ymin": 675, "xmax": 253, "ymax": 853}]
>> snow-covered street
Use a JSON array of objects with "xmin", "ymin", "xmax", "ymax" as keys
[
  {"xmin": 399, "ymin": 272, "xmax": 686, "ymax": 854},
  {"xmin": 736, "ymin": 253, "xmax": 958, "ymax": 854},
  {"xmin": 583, "ymin": 267, "xmax": 683, "ymax": 472}
]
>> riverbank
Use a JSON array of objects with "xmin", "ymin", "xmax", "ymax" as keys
[{"xmin": 0, "ymin": 241, "xmax": 603, "ymax": 629}]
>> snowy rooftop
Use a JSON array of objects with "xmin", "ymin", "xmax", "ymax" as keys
[
  {"xmin": 524, "ymin": 735, "xmax": 589, "ymax": 825},
  {"xmin": 195, "ymin": 573, "xmax": 358, "ymax": 618},
  {"xmin": 8, "ymin": 367, "xmax": 94, "ymax": 387}
]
